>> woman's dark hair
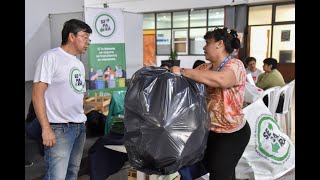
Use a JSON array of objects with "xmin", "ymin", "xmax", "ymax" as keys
[
  {"xmin": 61, "ymin": 19, "xmax": 92, "ymax": 45},
  {"xmin": 263, "ymin": 58, "xmax": 278, "ymax": 70},
  {"xmin": 193, "ymin": 60, "xmax": 205, "ymax": 69},
  {"xmin": 104, "ymin": 66, "xmax": 111, "ymax": 72},
  {"xmin": 245, "ymin": 56, "xmax": 257, "ymax": 65},
  {"xmin": 204, "ymin": 27, "xmax": 240, "ymax": 54}
]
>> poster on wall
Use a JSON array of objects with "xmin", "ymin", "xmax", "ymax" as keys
[
  {"xmin": 281, "ymin": 30, "xmax": 290, "ymax": 42},
  {"xmin": 85, "ymin": 8, "xmax": 126, "ymax": 96}
]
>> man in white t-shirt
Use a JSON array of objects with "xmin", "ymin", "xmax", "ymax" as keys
[
  {"xmin": 245, "ymin": 57, "xmax": 263, "ymax": 83},
  {"xmin": 32, "ymin": 19, "xmax": 92, "ymax": 180}
]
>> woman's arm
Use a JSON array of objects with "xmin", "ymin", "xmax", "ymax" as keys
[{"xmin": 171, "ymin": 66, "xmax": 237, "ymax": 88}]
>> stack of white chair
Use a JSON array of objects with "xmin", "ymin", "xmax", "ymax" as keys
[
  {"xmin": 275, "ymin": 79, "xmax": 295, "ymax": 137},
  {"xmin": 260, "ymin": 86, "xmax": 281, "ymax": 118}
]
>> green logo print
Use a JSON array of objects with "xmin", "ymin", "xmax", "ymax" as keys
[
  {"xmin": 69, "ymin": 68, "xmax": 85, "ymax": 93},
  {"xmin": 94, "ymin": 13, "xmax": 116, "ymax": 38},
  {"xmin": 256, "ymin": 115, "xmax": 291, "ymax": 164}
]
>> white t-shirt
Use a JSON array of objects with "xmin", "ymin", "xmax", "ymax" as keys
[
  {"xmin": 246, "ymin": 68, "xmax": 263, "ymax": 83},
  {"xmin": 33, "ymin": 47, "xmax": 87, "ymax": 123}
]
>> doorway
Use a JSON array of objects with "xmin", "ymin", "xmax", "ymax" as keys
[
  {"xmin": 143, "ymin": 30, "xmax": 156, "ymax": 66},
  {"xmin": 247, "ymin": 25, "xmax": 272, "ymax": 70}
]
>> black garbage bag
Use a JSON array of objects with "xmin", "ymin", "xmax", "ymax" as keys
[
  {"xmin": 124, "ymin": 66, "xmax": 209, "ymax": 175},
  {"xmin": 86, "ymin": 110, "xmax": 106, "ymax": 137}
]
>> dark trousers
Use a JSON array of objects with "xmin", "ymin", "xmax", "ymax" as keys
[
  {"xmin": 25, "ymin": 136, "xmax": 36, "ymax": 161},
  {"xmin": 205, "ymin": 121, "xmax": 251, "ymax": 180},
  {"xmin": 25, "ymin": 117, "xmax": 42, "ymax": 142},
  {"xmin": 25, "ymin": 118, "xmax": 44, "ymax": 156},
  {"xmin": 89, "ymin": 80, "xmax": 96, "ymax": 89},
  {"xmin": 179, "ymin": 121, "xmax": 251, "ymax": 180},
  {"xmin": 88, "ymin": 133, "xmax": 128, "ymax": 180}
]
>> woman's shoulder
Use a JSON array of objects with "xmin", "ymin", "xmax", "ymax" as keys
[
  {"xmin": 271, "ymin": 69, "xmax": 282, "ymax": 75},
  {"xmin": 228, "ymin": 58, "xmax": 246, "ymax": 70},
  {"xmin": 228, "ymin": 58, "xmax": 243, "ymax": 65}
]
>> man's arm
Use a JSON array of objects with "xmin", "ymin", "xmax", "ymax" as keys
[{"xmin": 32, "ymin": 82, "xmax": 56, "ymax": 147}]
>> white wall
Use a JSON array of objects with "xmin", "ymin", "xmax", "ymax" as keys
[
  {"xmin": 84, "ymin": 0, "xmax": 282, "ymax": 13},
  {"xmin": 25, "ymin": 0, "xmax": 84, "ymax": 81},
  {"xmin": 123, "ymin": 12, "xmax": 144, "ymax": 78}
]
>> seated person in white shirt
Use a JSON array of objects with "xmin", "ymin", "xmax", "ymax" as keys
[{"xmin": 245, "ymin": 56, "xmax": 263, "ymax": 83}]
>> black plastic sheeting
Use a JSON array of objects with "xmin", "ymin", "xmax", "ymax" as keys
[{"xmin": 124, "ymin": 66, "xmax": 209, "ymax": 175}]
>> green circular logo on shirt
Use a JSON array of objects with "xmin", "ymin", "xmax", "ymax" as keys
[
  {"xmin": 94, "ymin": 13, "xmax": 116, "ymax": 38},
  {"xmin": 70, "ymin": 68, "xmax": 85, "ymax": 93}
]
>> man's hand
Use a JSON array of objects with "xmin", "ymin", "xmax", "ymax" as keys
[{"xmin": 42, "ymin": 127, "xmax": 56, "ymax": 147}]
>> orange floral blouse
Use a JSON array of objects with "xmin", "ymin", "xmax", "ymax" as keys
[{"xmin": 196, "ymin": 58, "xmax": 246, "ymax": 133}]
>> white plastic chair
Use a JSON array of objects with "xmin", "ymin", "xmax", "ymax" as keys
[
  {"xmin": 260, "ymin": 86, "xmax": 281, "ymax": 118},
  {"xmin": 275, "ymin": 80, "xmax": 295, "ymax": 136}
]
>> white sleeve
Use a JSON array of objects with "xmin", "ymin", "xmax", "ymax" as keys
[{"xmin": 33, "ymin": 53, "xmax": 55, "ymax": 84}]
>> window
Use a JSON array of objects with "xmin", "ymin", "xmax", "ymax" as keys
[
  {"xmin": 157, "ymin": 13, "xmax": 171, "ymax": 29},
  {"xmin": 190, "ymin": 28, "xmax": 206, "ymax": 54},
  {"xmin": 272, "ymin": 24, "xmax": 295, "ymax": 63},
  {"xmin": 208, "ymin": 9, "xmax": 224, "ymax": 27},
  {"xmin": 172, "ymin": 29, "xmax": 188, "ymax": 54},
  {"xmin": 248, "ymin": 5, "xmax": 272, "ymax": 25},
  {"xmin": 156, "ymin": 30, "xmax": 171, "ymax": 54},
  {"xmin": 143, "ymin": 13, "xmax": 155, "ymax": 29},
  {"xmin": 248, "ymin": 2, "xmax": 295, "ymax": 68},
  {"xmin": 173, "ymin": 11, "xmax": 188, "ymax": 28},
  {"xmin": 275, "ymin": 4, "xmax": 295, "ymax": 22},
  {"xmin": 190, "ymin": 10, "xmax": 206, "ymax": 27},
  {"xmin": 145, "ymin": 7, "xmax": 224, "ymax": 56}
]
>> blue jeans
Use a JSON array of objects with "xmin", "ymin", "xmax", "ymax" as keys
[{"xmin": 43, "ymin": 123, "xmax": 86, "ymax": 180}]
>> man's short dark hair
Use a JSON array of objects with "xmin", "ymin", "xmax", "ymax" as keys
[
  {"xmin": 245, "ymin": 57, "xmax": 256, "ymax": 65},
  {"xmin": 61, "ymin": 19, "xmax": 92, "ymax": 45}
]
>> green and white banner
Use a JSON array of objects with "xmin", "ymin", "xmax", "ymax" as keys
[{"xmin": 85, "ymin": 8, "xmax": 126, "ymax": 96}]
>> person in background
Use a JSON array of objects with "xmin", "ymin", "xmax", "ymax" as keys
[
  {"xmin": 160, "ymin": 63, "xmax": 169, "ymax": 69},
  {"xmin": 25, "ymin": 100, "xmax": 45, "ymax": 169},
  {"xmin": 25, "ymin": 159, "xmax": 33, "ymax": 168},
  {"xmin": 171, "ymin": 27, "xmax": 251, "ymax": 180},
  {"xmin": 104, "ymin": 66, "xmax": 116, "ymax": 81},
  {"xmin": 245, "ymin": 56, "xmax": 263, "ymax": 83},
  {"xmin": 256, "ymin": 57, "xmax": 285, "ymax": 90},
  {"xmin": 32, "ymin": 19, "xmax": 92, "ymax": 180},
  {"xmin": 119, "ymin": 65, "xmax": 126, "ymax": 78},
  {"xmin": 115, "ymin": 65, "xmax": 123, "ymax": 78},
  {"xmin": 192, "ymin": 60, "xmax": 205, "ymax": 69},
  {"xmin": 25, "ymin": 101, "xmax": 37, "ymax": 168},
  {"xmin": 256, "ymin": 58, "xmax": 286, "ymax": 112}
]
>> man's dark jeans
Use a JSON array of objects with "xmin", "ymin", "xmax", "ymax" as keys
[{"xmin": 25, "ymin": 117, "xmax": 43, "ymax": 156}]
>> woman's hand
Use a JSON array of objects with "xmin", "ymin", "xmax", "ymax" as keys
[{"xmin": 170, "ymin": 66, "xmax": 181, "ymax": 75}]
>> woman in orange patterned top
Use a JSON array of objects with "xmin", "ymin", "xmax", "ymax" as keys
[{"xmin": 171, "ymin": 27, "xmax": 251, "ymax": 180}]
